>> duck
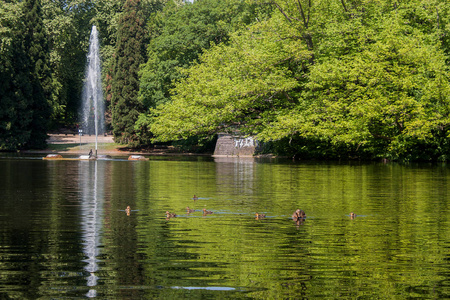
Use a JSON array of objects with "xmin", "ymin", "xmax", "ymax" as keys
[
  {"xmin": 125, "ymin": 206, "xmax": 131, "ymax": 216},
  {"xmin": 292, "ymin": 209, "xmax": 306, "ymax": 221},
  {"xmin": 202, "ymin": 208, "xmax": 213, "ymax": 215},
  {"xmin": 299, "ymin": 209, "xmax": 306, "ymax": 218},
  {"xmin": 166, "ymin": 211, "xmax": 177, "ymax": 218},
  {"xmin": 350, "ymin": 212, "xmax": 356, "ymax": 219},
  {"xmin": 186, "ymin": 206, "xmax": 195, "ymax": 213},
  {"xmin": 255, "ymin": 212, "xmax": 266, "ymax": 219},
  {"xmin": 193, "ymin": 195, "xmax": 198, "ymax": 200}
]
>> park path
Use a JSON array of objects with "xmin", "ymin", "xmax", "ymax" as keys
[{"xmin": 47, "ymin": 133, "xmax": 114, "ymax": 144}]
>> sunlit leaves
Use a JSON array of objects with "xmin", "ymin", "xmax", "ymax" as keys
[
  {"xmin": 260, "ymin": 10, "xmax": 450, "ymax": 159},
  {"xmin": 0, "ymin": 1, "xmax": 21, "ymax": 53},
  {"xmin": 145, "ymin": 0, "xmax": 450, "ymax": 160},
  {"xmin": 148, "ymin": 18, "xmax": 308, "ymax": 142},
  {"xmin": 139, "ymin": 0, "xmax": 259, "ymax": 110}
]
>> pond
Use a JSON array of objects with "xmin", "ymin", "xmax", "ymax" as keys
[{"xmin": 0, "ymin": 155, "xmax": 448, "ymax": 298}]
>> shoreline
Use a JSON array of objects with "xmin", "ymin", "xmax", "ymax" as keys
[{"xmin": 21, "ymin": 133, "xmax": 212, "ymax": 157}]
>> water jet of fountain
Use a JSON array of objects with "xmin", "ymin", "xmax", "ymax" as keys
[{"xmin": 81, "ymin": 25, "xmax": 105, "ymax": 158}]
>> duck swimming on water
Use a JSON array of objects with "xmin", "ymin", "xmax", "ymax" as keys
[
  {"xmin": 292, "ymin": 209, "xmax": 306, "ymax": 221},
  {"xmin": 125, "ymin": 206, "xmax": 131, "ymax": 216},
  {"xmin": 186, "ymin": 207, "xmax": 195, "ymax": 213},
  {"xmin": 255, "ymin": 213, "xmax": 266, "ymax": 219},
  {"xmin": 166, "ymin": 211, "xmax": 177, "ymax": 218},
  {"xmin": 202, "ymin": 208, "xmax": 213, "ymax": 215}
]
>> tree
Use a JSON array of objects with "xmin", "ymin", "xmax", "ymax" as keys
[
  {"xmin": 111, "ymin": 0, "xmax": 146, "ymax": 145},
  {"xmin": 258, "ymin": 1, "xmax": 450, "ymax": 160},
  {"xmin": 0, "ymin": 1, "xmax": 24, "ymax": 149},
  {"xmin": 95, "ymin": 0, "xmax": 165, "ymax": 132},
  {"xmin": 139, "ymin": 0, "xmax": 263, "ymax": 111},
  {"xmin": 146, "ymin": 0, "xmax": 450, "ymax": 161},
  {"xmin": 27, "ymin": 0, "xmax": 53, "ymax": 148},
  {"xmin": 263, "ymin": 35, "xmax": 450, "ymax": 158},
  {"xmin": 0, "ymin": 0, "xmax": 52, "ymax": 150},
  {"xmin": 146, "ymin": 16, "xmax": 308, "ymax": 142},
  {"xmin": 41, "ymin": 0, "xmax": 96, "ymax": 128}
]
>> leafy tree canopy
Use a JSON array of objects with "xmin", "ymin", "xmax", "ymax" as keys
[
  {"xmin": 146, "ymin": 0, "xmax": 450, "ymax": 160},
  {"xmin": 262, "ymin": 20, "xmax": 450, "ymax": 159},
  {"xmin": 139, "ymin": 0, "xmax": 266, "ymax": 110},
  {"xmin": 145, "ymin": 15, "xmax": 309, "ymax": 141}
]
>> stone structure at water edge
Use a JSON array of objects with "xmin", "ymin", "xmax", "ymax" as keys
[{"xmin": 213, "ymin": 133, "xmax": 260, "ymax": 157}]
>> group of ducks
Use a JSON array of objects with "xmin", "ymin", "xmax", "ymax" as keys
[
  {"xmin": 164, "ymin": 208, "xmax": 310, "ymax": 223},
  {"xmin": 127, "ymin": 195, "xmax": 358, "ymax": 223},
  {"xmin": 166, "ymin": 207, "xmax": 213, "ymax": 219}
]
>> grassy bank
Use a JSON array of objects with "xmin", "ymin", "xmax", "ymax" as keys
[{"xmin": 41, "ymin": 142, "xmax": 122, "ymax": 154}]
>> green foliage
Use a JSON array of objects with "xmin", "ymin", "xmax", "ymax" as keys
[
  {"xmin": 139, "ymin": 0, "xmax": 264, "ymax": 111},
  {"xmin": 0, "ymin": 2, "xmax": 21, "ymax": 145},
  {"xmin": 2, "ymin": 0, "xmax": 450, "ymax": 160},
  {"xmin": 0, "ymin": 1, "xmax": 20, "ymax": 54},
  {"xmin": 148, "ymin": 16, "xmax": 308, "ymax": 142},
  {"xmin": 93, "ymin": 0, "xmax": 125, "ymax": 120},
  {"xmin": 111, "ymin": 0, "xmax": 147, "ymax": 146},
  {"xmin": 258, "ymin": 136, "xmax": 369, "ymax": 160},
  {"xmin": 260, "ymin": 5, "xmax": 450, "ymax": 160},
  {"xmin": 171, "ymin": 134, "xmax": 218, "ymax": 153},
  {"xmin": 95, "ymin": 0, "xmax": 165, "ymax": 120},
  {"xmin": 1, "ymin": 0, "xmax": 165, "ymax": 149},
  {"xmin": 145, "ymin": 0, "xmax": 450, "ymax": 161},
  {"xmin": 0, "ymin": 1, "xmax": 24, "ymax": 150},
  {"xmin": 0, "ymin": 0, "xmax": 52, "ymax": 150}
]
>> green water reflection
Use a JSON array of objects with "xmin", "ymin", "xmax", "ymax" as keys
[{"xmin": 0, "ymin": 157, "xmax": 448, "ymax": 298}]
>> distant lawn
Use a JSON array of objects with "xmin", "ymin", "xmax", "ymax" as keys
[{"xmin": 45, "ymin": 143, "xmax": 120, "ymax": 152}]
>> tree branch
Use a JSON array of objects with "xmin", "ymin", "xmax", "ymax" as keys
[
  {"xmin": 272, "ymin": 2, "xmax": 292, "ymax": 23},
  {"xmin": 340, "ymin": 0, "xmax": 348, "ymax": 12},
  {"xmin": 371, "ymin": 132, "xmax": 392, "ymax": 141},
  {"xmin": 436, "ymin": 8, "xmax": 440, "ymax": 30},
  {"xmin": 296, "ymin": 0, "xmax": 308, "ymax": 28}
]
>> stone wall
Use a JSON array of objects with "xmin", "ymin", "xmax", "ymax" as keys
[{"xmin": 213, "ymin": 133, "xmax": 258, "ymax": 157}]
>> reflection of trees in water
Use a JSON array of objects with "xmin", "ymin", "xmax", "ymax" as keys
[
  {"xmin": 103, "ymin": 162, "xmax": 146, "ymax": 298},
  {"xmin": 4, "ymin": 159, "xmax": 445, "ymax": 298}
]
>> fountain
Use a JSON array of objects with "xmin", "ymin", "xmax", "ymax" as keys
[
  {"xmin": 80, "ymin": 25, "xmax": 105, "ymax": 158},
  {"xmin": 43, "ymin": 26, "xmax": 134, "ymax": 161}
]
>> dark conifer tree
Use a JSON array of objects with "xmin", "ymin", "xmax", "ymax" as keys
[
  {"xmin": 26, "ymin": 0, "xmax": 53, "ymax": 149},
  {"xmin": 0, "ymin": 38, "xmax": 22, "ymax": 150},
  {"xmin": 0, "ymin": 0, "xmax": 52, "ymax": 150},
  {"xmin": 111, "ymin": 0, "xmax": 146, "ymax": 145}
]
